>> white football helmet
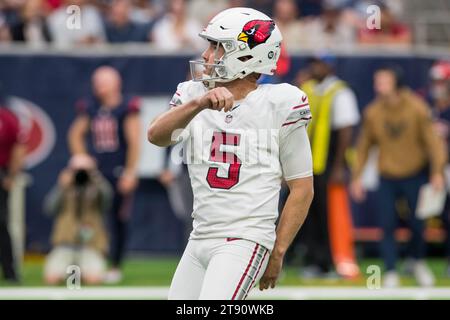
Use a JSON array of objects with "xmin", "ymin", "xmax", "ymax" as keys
[{"xmin": 190, "ymin": 7, "xmax": 283, "ymax": 87}]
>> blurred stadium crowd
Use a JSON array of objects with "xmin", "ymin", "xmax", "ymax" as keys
[
  {"xmin": 1, "ymin": 0, "xmax": 450, "ymax": 291},
  {"xmin": 0, "ymin": 0, "xmax": 442, "ymax": 49}
]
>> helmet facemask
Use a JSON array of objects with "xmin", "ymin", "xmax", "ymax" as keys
[
  {"xmin": 189, "ymin": 37, "xmax": 263, "ymax": 88},
  {"xmin": 189, "ymin": 37, "xmax": 240, "ymax": 88}
]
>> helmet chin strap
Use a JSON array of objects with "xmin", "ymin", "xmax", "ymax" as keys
[
  {"xmin": 204, "ymin": 80, "xmax": 216, "ymax": 89},
  {"xmin": 200, "ymin": 57, "xmax": 258, "ymax": 89}
]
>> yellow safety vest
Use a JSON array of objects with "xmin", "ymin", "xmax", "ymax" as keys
[{"xmin": 301, "ymin": 79, "xmax": 347, "ymax": 175}]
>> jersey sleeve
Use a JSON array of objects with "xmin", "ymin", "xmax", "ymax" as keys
[
  {"xmin": 277, "ymin": 85, "xmax": 312, "ymax": 136},
  {"xmin": 331, "ymin": 88, "xmax": 360, "ymax": 129},
  {"xmin": 276, "ymin": 85, "xmax": 313, "ymax": 180},
  {"xmin": 75, "ymin": 99, "xmax": 89, "ymax": 115},
  {"xmin": 127, "ymin": 96, "xmax": 141, "ymax": 114},
  {"xmin": 75, "ymin": 98, "xmax": 92, "ymax": 117},
  {"xmin": 169, "ymin": 81, "xmax": 195, "ymax": 144},
  {"xmin": 169, "ymin": 81, "xmax": 192, "ymax": 108},
  {"xmin": 279, "ymin": 125, "xmax": 313, "ymax": 181}
]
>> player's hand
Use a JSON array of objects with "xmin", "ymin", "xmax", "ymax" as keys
[
  {"xmin": 197, "ymin": 87, "xmax": 234, "ymax": 112},
  {"xmin": 118, "ymin": 173, "xmax": 138, "ymax": 195},
  {"xmin": 58, "ymin": 169, "xmax": 73, "ymax": 189},
  {"xmin": 350, "ymin": 179, "xmax": 366, "ymax": 203},
  {"xmin": 430, "ymin": 173, "xmax": 445, "ymax": 192},
  {"xmin": 259, "ymin": 253, "xmax": 283, "ymax": 291},
  {"xmin": 159, "ymin": 170, "xmax": 175, "ymax": 187}
]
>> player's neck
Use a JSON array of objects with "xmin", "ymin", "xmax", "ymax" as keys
[
  {"xmin": 382, "ymin": 91, "xmax": 401, "ymax": 107},
  {"xmin": 100, "ymin": 93, "xmax": 123, "ymax": 108},
  {"xmin": 220, "ymin": 79, "xmax": 258, "ymax": 101}
]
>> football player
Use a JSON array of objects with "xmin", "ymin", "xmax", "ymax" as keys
[{"xmin": 148, "ymin": 7, "xmax": 314, "ymax": 300}]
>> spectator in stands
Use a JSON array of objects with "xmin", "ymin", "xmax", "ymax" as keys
[
  {"xmin": 247, "ymin": 0, "xmax": 274, "ymax": 16},
  {"xmin": 68, "ymin": 66, "xmax": 141, "ymax": 284},
  {"xmin": 351, "ymin": 65, "xmax": 446, "ymax": 287},
  {"xmin": 104, "ymin": 0, "xmax": 149, "ymax": 43},
  {"xmin": 428, "ymin": 60, "xmax": 450, "ymax": 277},
  {"xmin": 151, "ymin": 0, "xmax": 203, "ymax": 51},
  {"xmin": 300, "ymin": 0, "xmax": 355, "ymax": 49},
  {"xmin": 0, "ymin": 0, "xmax": 24, "ymax": 26},
  {"xmin": 8, "ymin": 0, "xmax": 52, "ymax": 44},
  {"xmin": 187, "ymin": 0, "xmax": 227, "ymax": 27},
  {"xmin": 0, "ymin": 9, "xmax": 11, "ymax": 42},
  {"xmin": 295, "ymin": 0, "xmax": 323, "ymax": 17},
  {"xmin": 130, "ymin": 0, "xmax": 158, "ymax": 24},
  {"xmin": 358, "ymin": 2, "xmax": 411, "ymax": 46},
  {"xmin": 273, "ymin": 0, "xmax": 304, "ymax": 50},
  {"xmin": 44, "ymin": 154, "xmax": 111, "ymax": 285},
  {"xmin": 0, "ymin": 85, "xmax": 27, "ymax": 283},
  {"xmin": 47, "ymin": 0, "xmax": 105, "ymax": 47},
  {"xmin": 44, "ymin": 0, "xmax": 62, "ymax": 11}
]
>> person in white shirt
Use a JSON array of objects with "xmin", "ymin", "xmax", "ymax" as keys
[
  {"xmin": 148, "ymin": 7, "xmax": 314, "ymax": 300},
  {"xmin": 151, "ymin": 0, "xmax": 204, "ymax": 51},
  {"xmin": 47, "ymin": 0, "xmax": 105, "ymax": 47}
]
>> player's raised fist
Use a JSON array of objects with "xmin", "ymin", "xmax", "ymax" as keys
[{"xmin": 197, "ymin": 87, "xmax": 234, "ymax": 112}]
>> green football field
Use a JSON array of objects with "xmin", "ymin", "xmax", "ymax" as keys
[{"xmin": 2, "ymin": 256, "xmax": 450, "ymax": 287}]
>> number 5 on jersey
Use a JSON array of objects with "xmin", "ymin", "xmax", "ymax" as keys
[{"xmin": 206, "ymin": 131, "xmax": 242, "ymax": 189}]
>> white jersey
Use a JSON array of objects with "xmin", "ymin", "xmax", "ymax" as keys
[{"xmin": 170, "ymin": 80, "xmax": 313, "ymax": 251}]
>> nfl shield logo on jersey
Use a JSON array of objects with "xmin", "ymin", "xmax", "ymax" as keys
[{"xmin": 225, "ymin": 114, "xmax": 233, "ymax": 123}]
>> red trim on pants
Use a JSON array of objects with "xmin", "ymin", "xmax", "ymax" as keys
[
  {"xmin": 231, "ymin": 243, "xmax": 259, "ymax": 300},
  {"xmin": 244, "ymin": 249, "xmax": 268, "ymax": 300}
]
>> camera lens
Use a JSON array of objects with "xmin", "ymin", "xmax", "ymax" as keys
[{"xmin": 74, "ymin": 170, "xmax": 90, "ymax": 186}]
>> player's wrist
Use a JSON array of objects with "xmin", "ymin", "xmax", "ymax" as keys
[
  {"xmin": 191, "ymin": 97, "xmax": 207, "ymax": 111},
  {"xmin": 271, "ymin": 246, "xmax": 286, "ymax": 259},
  {"xmin": 121, "ymin": 169, "xmax": 137, "ymax": 179}
]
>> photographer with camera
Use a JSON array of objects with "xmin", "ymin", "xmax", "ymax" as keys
[
  {"xmin": 43, "ymin": 154, "xmax": 112, "ymax": 285},
  {"xmin": 68, "ymin": 66, "xmax": 141, "ymax": 284}
]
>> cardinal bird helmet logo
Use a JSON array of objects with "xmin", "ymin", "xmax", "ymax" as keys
[{"xmin": 238, "ymin": 20, "xmax": 275, "ymax": 49}]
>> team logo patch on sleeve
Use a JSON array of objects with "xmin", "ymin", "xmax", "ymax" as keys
[
  {"xmin": 285, "ymin": 108, "xmax": 311, "ymax": 122},
  {"xmin": 169, "ymin": 93, "xmax": 183, "ymax": 107}
]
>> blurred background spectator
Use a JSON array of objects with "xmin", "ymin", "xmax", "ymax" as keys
[
  {"xmin": 130, "ymin": 0, "xmax": 159, "ymax": 24},
  {"xmin": 7, "ymin": 0, "xmax": 51, "ymax": 44},
  {"xmin": 429, "ymin": 60, "xmax": 450, "ymax": 277},
  {"xmin": 68, "ymin": 66, "xmax": 141, "ymax": 284},
  {"xmin": 296, "ymin": 54, "xmax": 360, "ymax": 278},
  {"xmin": 104, "ymin": 0, "xmax": 150, "ymax": 43},
  {"xmin": 47, "ymin": 0, "xmax": 105, "ymax": 47},
  {"xmin": 357, "ymin": 2, "xmax": 411, "ymax": 47},
  {"xmin": 187, "ymin": 0, "xmax": 227, "ymax": 28},
  {"xmin": 0, "ymin": 85, "xmax": 27, "ymax": 284},
  {"xmin": 300, "ymin": 0, "xmax": 356, "ymax": 49},
  {"xmin": 351, "ymin": 65, "xmax": 447, "ymax": 287},
  {"xmin": 43, "ymin": 154, "xmax": 111, "ymax": 285},
  {"xmin": 0, "ymin": 0, "xmax": 447, "ymax": 48},
  {"xmin": 0, "ymin": 9, "xmax": 11, "ymax": 42},
  {"xmin": 272, "ymin": 0, "xmax": 304, "ymax": 50},
  {"xmin": 151, "ymin": 0, "xmax": 203, "ymax": 51}
]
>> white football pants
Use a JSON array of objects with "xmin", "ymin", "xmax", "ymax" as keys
[{"xmin": 168, "ymin": 238, "xmax": 269, "ymax": 300}]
